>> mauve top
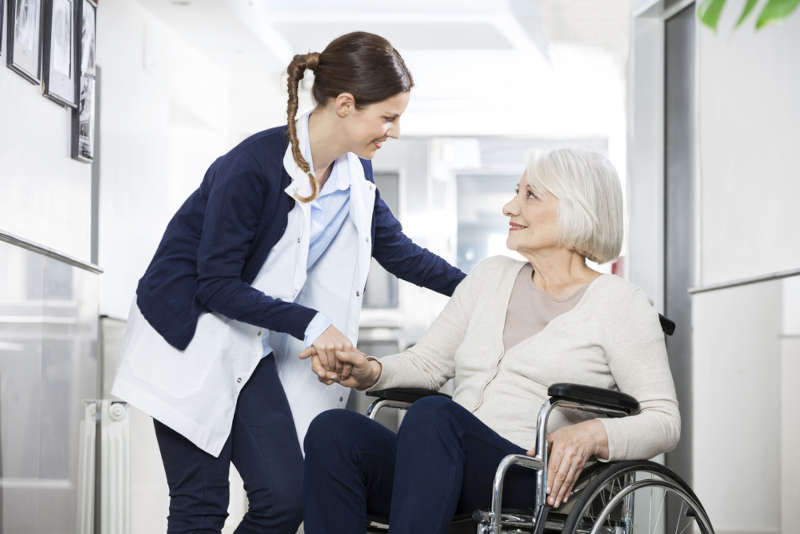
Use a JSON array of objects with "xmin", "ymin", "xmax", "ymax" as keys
[{"xmin": 502, "ymin": 263, "xmax": 588, "ymax": 352}]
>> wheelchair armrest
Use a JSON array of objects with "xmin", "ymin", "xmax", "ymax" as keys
[
  {"xmin": 547, "ymin": 383, "xmax": 640, "ymax": 416},
  {"xmin": 366, "ymin": 388, "xmax": 451, "ymax": 403}
]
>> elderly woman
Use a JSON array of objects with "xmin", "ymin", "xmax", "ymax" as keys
[{"xmin": 299, "ymin": 149, "xmax": 680, "ymax": 534}]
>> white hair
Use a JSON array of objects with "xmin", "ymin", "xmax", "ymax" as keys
[{"xmin": 525, "ymin": 148, "xmax": 623, "ymax": 264}]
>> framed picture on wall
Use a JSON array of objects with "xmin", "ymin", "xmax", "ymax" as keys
[
  {"xmin": 6, "ymin": 0, "xmax": 42, "ymax": 84},
  {"xmin": 42, "ymin": 0, "xmax": 77, "ymax": 107},
  {"xmin": 71, "ymin": 0, "xmax": 95, "ymax": 162},
  {"xmin": 1, "ymin": 0, "xmax": 5, "ymax": 56}
]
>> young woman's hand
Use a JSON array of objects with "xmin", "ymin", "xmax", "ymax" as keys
[
  {"xmin": 527, "ymin": 419, "xmax": 609, "ymax": 508},
  {"xmin": 298, "ymin": 347, "xmax": 382, "ymax": 390},
  {"xmin": 308, "ymin": 325, "xmax": 353, "ymax": 375}
]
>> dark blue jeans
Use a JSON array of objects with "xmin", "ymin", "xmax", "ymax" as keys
[
  {"xmin": 303, "ymin": 396, "xmax": 537, "ymax": 534},
  {"xmin": 154, "ymin": 354, "xmax": 304, "ymax": 534}
]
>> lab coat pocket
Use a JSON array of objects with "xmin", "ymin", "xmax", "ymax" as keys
[{"xmin": 129, "ymin": 311, "xmax": 228, "ymax": 398}]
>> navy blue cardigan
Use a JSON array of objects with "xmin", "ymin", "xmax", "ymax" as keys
[{"xmin": 136, "ymin": 126, "xmax": 466, "ymax": 350}]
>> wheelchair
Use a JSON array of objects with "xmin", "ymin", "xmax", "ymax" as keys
[{"xmin": 362, "ymin": 315, "xmax": 715, "ymax": 534}]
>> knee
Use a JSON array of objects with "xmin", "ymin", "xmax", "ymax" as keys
[
  {"xmin": 399, "ymin": 395, "xmax": 457, "ymax": 435},
  {"xmin": 246, "ymin": 481, "xmax": 303, "ymax": 531},
  {"xmin": 304, "ymin": 409, "xmax": 362, "ymax": 460}
]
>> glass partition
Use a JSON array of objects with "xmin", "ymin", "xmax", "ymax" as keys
[{"xmin": 0, "ymin": 240, "xmax": 99, "ymax": 533}]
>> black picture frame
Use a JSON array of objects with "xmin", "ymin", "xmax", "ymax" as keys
[
  {"xmin": 6, "ymin": 0, "xmax": 42, "ymax": 84},
  {"xmin": 71, "ymin": 0, "xmax": 95, "ymax": 162},
  {"xmin": 42, "ymin": 0, "xmax": 77, "ymax": 107},
  {"xmin": 1, "ymin": 0, "xmax": 5, "ymax": 56}
]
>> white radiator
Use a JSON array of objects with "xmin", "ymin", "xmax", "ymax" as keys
[
  {"xmin": 77, "ymin": 401, "xmax": 98, "ymax": 534},
  {"xmin": 101, "ymin": 400, "xmax": 131, "ymax": 534},
  {"xmin": 77, "ymin": 399, "xmax": 132, "ymax": 534}
]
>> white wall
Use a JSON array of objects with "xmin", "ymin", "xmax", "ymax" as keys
[
  {"xmin": 692, "ymin": 281, "xmax": 782, "ymax": 533},
  {"xmin": 691, "ymin": 6, "xmax": 800, "ymax": 531},
  {"xmin": 97, "ymin": 0, "xmax": 234, "ymax": 320},
  {"xmin": 692, "ymin": 276, "xmax": 800, "ymax": 534},
  {"xmin": 780, "ymin": 276, "xmax": 800, "ymax": 531},
  {"xmin": 0, "ymin": 43, "xmax": 92, "ymax": 260},
  {"xmin": 696, "ymin": 2, "xmax": 800, "ymax": 287},
  {"xmin": 96, "ymin": 1, "xmax": 249, "ymax": 531},
  {"xmin": 630, "ymin": 3, "xmax": 800, "ymax": 532}
]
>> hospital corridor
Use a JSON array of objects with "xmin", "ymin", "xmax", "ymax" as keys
[{"xmin": 1, "ymin": 1, "xmax": 799, "ymax": 533}]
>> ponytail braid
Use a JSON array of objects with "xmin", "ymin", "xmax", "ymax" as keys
[{"xmin": 286, "ymin": 52, "xmax": 321, "ymax": 202}]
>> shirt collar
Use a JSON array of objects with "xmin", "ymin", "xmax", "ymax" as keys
[{"xmin": 301, "ymin": 110, "xmax": 351, "ymax": 196}]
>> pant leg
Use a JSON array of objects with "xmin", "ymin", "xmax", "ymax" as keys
[
  {"xmin": 230, "ymin": 354, "xmax": 305, "ymax": 534},
  {"xmin": 388, "ymin": 396, "xmax": 537, "ymax": 534},
  {"xmin": 303, "ymin": 409, "xmax": 397, "ymax": 534},
  {"xmin": 154, "ymin": 419, "xmax": 232, "ymax": 534}
]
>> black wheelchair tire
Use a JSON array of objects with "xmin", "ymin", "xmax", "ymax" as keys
[{"xmin": 561, "ymin": 460, "xmax": 712, "ymax": 534}]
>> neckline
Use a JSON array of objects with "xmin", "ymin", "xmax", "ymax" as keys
[
  {"xmin": 499, "ymin": 261, "xmax": 608, "ymax": 354},
  {"xmin": 525, "ymin": 265, "xmax": 591, "ymax": 303}
]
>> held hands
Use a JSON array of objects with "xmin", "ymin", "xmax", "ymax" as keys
[
  {"xmin": 298, "ymin": 344, "xmax": 382, "ymax": 390},
  {"xmin": 527, "ymin": 419, "xmax": 610, "ymax": 508},
  {"xmin": 306, "ymin": 325, "xmax": 355, "ymax": 378}
]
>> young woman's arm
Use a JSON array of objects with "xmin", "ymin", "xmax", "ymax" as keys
[
  {"xmin": 193, "ymin": 153, "xmax": 318, "ymax": 341},
  {"xmin": 371, "ymin": 190, "xmax": 466, "ymax": 296}
]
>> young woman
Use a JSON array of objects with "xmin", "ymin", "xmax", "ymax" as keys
[{"xmin": 111, "ymin": 31, "xmax": 465, "ymax": 534}]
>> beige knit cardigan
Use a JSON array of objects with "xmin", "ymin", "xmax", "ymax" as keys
[{"xmin": 369, "ymin": 256, "xmax": 681, "ymax": 460}]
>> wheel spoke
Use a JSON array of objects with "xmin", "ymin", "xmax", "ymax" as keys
[
  {"xmin": 652, "ymin": 488, "xmax": 665, "ymax": 534},
  {"xmin": 677, "ymin": 518, "xmax": 695, "ymax": 534},
  {"xmin": 673, "ymin": 501, "xmax": 687, "ymax": 534}
]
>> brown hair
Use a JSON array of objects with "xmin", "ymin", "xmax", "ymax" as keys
[{"xmin": 286, "ymin": 32, "xmax": 414, "ymax": 202}]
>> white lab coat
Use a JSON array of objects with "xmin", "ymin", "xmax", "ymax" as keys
[{"xmin": 112, "ymin": 118, "xmax": 376, "ymax": 457}]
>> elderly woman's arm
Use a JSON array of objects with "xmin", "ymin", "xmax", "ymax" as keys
[
  {"xmin": 542, "ymin": 287, "xmax": 680, "ymax": 508},
  {"xmin": 598, "ymin": 287, "xmax": 681, "ymax": 461},
  {"xmin": 365, "ymin": 259, "xmax": 487, "ymax": 392},
  {"xmin": 300, "ymin": 257, "xmax": 493, "ymax": 391}
]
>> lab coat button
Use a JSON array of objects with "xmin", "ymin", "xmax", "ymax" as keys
[
  {"xmin": 356, "ymin": 290, "xmax": 361, "ymax": 297},
  {"xmin": 257, "ymin": 331, "xmax": 262, "ymax": 337},
  {"xmin": 339, "ymin": 396, "xmax": 344, "ymax": 402},
  {"xmin": 297, "ymin": 237, "xmax": 301, "ymax": 244},
  {"xmin": 236, "ymin": 377, "xmax": 242, "ymax": 384}
]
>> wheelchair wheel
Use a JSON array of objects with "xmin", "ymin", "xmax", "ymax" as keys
[{"xmin": 562, "ymin": 460, "xmax": 714, "ymax": 534}]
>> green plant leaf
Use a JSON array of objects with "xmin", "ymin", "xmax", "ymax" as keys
[
  {"xmin": 736, "ymin": 0, "xmax": 761, "ymax": 26},
  {"xmin": 756, "ymin": 0, "xmax": 800, "ymax": 28},
  {"xmin": 697, "ymin": 0, "xmax": 727, "ymax": 30}
]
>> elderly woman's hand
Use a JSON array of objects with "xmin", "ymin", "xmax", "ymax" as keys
[
  {"xmin": 298, "ymin": 347, "xmax": 382, "ymax": 390},
  {"xmin": 528, "ymin": 419, "xmax": 609, "ymax": 508}
]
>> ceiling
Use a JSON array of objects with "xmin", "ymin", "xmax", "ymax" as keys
[
  {"xmin": 133, "ymin": 0, "xmax": 632, "ymax": 140},
  {"xmin": 135, "ymin": 0, "xmax": 631, "ymax": 74}
]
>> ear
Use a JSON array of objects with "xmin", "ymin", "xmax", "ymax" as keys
[{"xmin": 334, "ymin": 92, "xmax": 356, "ymax": 117}]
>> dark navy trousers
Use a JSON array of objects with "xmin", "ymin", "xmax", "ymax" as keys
[
  {"xmin": 303, "ymin": 396, "xmax": 538, "ymax": 534},
  {"xmin": 154, "ymin": 354, "xmax": 304, "ymax": 534}
]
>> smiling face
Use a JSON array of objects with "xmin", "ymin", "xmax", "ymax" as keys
[
  {"xmin": 502, "ymin": 170, "xmax": 562, "ymax": 255},
  {"xmin": 340, "ymin": 91, "xmax": 410, "ymax": 159}
]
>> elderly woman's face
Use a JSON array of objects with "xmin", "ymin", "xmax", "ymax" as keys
[{"xmin": 503, "ymin": 171, "xmax": 560, "ymax": 254}]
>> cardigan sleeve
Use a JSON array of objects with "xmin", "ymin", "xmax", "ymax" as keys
[
  {"xmin": 371, "ymin": 189, "xmax": 466, "ymax": 297},
  {"xmin": 598, "ymin": 287, "xmax": 681, "ymax": 460},
  {"xmin": 369, "ymin": 257, "xmax": 493, "ymax": 392},
  {"xmin": 194, "ymin": 153, "xmax": 318, "ymax": 341}
]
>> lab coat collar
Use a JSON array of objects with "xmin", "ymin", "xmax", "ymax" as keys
[{"xmin": 283, "ymin": 113, "xmax": 370, "ymax": 213}]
